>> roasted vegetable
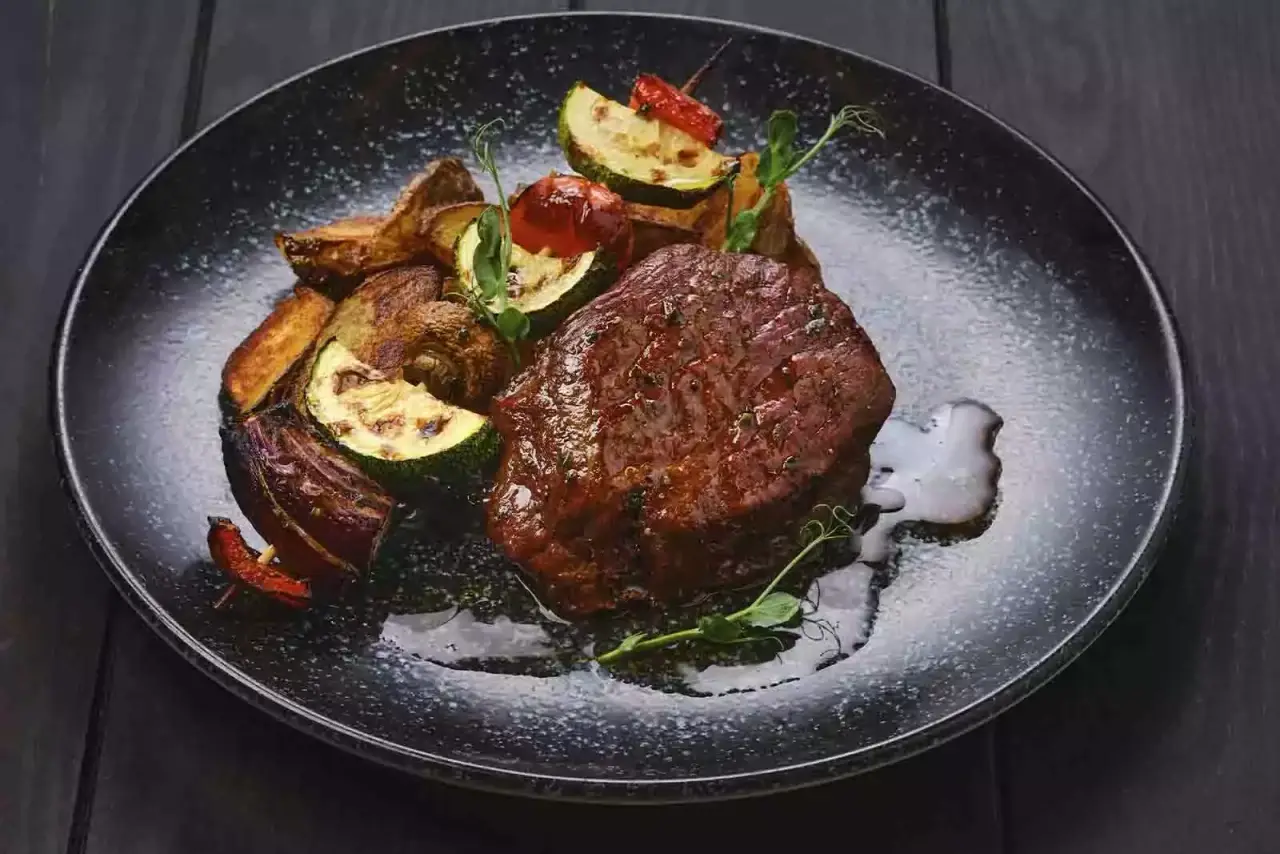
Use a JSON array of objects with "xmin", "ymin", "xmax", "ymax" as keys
[
  {"xmin": 508, "ymin": 174, "xmax": 633, "ymax": 269},
  {"xmin": 308, "ymin": 265, "xmax": 509, "ymax": 412},
  {"xmin": 420, "ymin": 201, "xmax": 489, "ymax": 268},
  {"xmin": 273, "ymin": 217, "xmax": 381, "ymax": 286},
  {"xmin": 222, "ymin": 407, "xmax": 395, "ymax": 584},
  {"xmin": 454, "ymin": 213, "xmax": 618, "ymax": 338},
  {"xmin": 786, "ymin": 235, "xmax": 822, "ymax": 272},
  {"xmin": 274, "ymin": 157, "xmax": 482, "ymax": 288},
  {"xmin": 558, "ymin": 82, "xmax": 738, "ymax": 209},
  {"xmin": 400, "ymin": 301, "xmax": 511, "ymax": 410},
  {"xmin": 624, "ymin": 198, "xmax": 705, "ymax": 232},
  {"xmin": 221, "ymin": 287, "xmax": 334, "ymax": 415},
  {"xmin": 625, "ymin": 201, "xmax": 703, "ymax": 262},
  {"xmin": 311, "ymin": 265, "xmax": 445, "ymax": 372},
  {"xmin": 378, "ymin": 158, "xmax": 484, "ymax": 248},
  {"xmin": 618, "ymin": 152, "xmax": 814, "ymax": 268},
  {"xmin": 691, "ymin": 152, "xmax": 815, "ymax": 268},
  {"xmin": 208, "ymin": 517, "xmax": 311, "ymax": 609},
  {"xmin": 628, "ymin": 74, "xmax": 723, "ymax": 146},
  {"xmin": 629, "ymin": 218, "xmax": 700, "ymax": 263},
  {"xmin": 305, "ymin": 339, "xmax": 499, "ymax": 486}
]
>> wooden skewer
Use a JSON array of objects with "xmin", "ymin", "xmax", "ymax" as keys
[
  {"xmin": 680, "ymin": 37, "xmax": 735, "ymax": 95},
  {"xmin": 214, "ymin": 584, "xmax": 238, "ymax": 610}
]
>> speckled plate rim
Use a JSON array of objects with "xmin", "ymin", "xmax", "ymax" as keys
[{"xmin": 50, "ymin": 11, "xmax": 1191, "ymax": 802}]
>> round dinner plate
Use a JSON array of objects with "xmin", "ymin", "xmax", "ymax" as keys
[{"xmin": 53, "ymin": 13, "xmax": 1188, "ymax": 800}]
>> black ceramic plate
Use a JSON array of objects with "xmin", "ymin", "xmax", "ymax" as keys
[{"xmin": 53, "ymin": 13, "xmax": 1187, "ymax": 801}]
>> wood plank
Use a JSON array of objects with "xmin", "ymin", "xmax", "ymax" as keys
[
  {"xmin": 948, "ymin": 2, "xmax": 1280, "ymax": 852},
  {"xmin": 198, "ymin": 0, "xmax": 571, "ymax": 126},
  {"xmin": 0, "ymin": 1, "xmax": 200, "ymax": 852},
  {"xmin": 85, "ymin": 623, "xmax": 501, "ymax": 854},
  {"xmin": 91, "ymin": 611, "xmax": 1003, "ymax": 853},
  {"xmin": 581, "ymin": 0, "xmax": 938, "ymax": 81}
]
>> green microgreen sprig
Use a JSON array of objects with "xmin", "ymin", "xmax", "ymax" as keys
[
  {"xmin": 467, "ymin": 120, "xmax": 530, "ymax": 353},
  {"xmin": 594, "ymin": 504, "xmax": 858, "ymax": 665},
  {"xmin": 723, "ymin": 105, "xmax": 883, "ymax": 253}
]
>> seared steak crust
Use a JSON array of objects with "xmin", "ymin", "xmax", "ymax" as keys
[{"xmin": 487, "ymin": 244, "xmax": 895, "ymax": 615}]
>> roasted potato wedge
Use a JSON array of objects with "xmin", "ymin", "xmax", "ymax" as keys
[
  {"xmin": 273, "ymin": 217, "xmax": 382, "ymax": 286},
  {"xmin": 625, "ymin": 197, "xmax": 707, "ymax": 261},
  {"xmin": 751, "ymin": 180, "xmax": 796, "ymax": 259},
  {"xmin": 783, "ymin": 235, "xmax": 822, "ymax": 273},
  {"xmin": 221, "ymin": 287, "xmax": 334, "ymax": 415},
  {"xmin": 222, "ymin": 407, "xmax": 395, "ymax": 581},
  {"xmin": 630, "ymin": 218, "xmax": 701, "ymax": 262},
  {"xmin": 421, "ymin": 201, "xmax": 488, "ymax": 269},
  {"xmin": 688, "ymin": 153, "xmax": 756, "ymax": 247},
  {"xmin": 377, "ymin": 158, "xmax": 484, "ymax": 252},
  {"xmin": 274, "ymin": 157, "xmax": 483, "ymax": 288},
  {"xmin": 689, "ymin": 152, "xmax": 791, "ymax": 252},
  {"xmin": 625, "ymin": 198, "xmax": 707, "ymax": 232},
  {"xmin": 622, "ymin": 152, "xmax": 814, "ymax": 268}
]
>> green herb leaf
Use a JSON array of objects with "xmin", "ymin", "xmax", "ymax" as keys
[
  {"xmin": 800, "ymin": 517, "xmax": 826, "ymax": 546},
  {"xmin": 760, "ymin": 109, "xmax": 798, "ymax": 184},
  {"xmin": 723, "ymin": 206, "xmax": 761, "ymax": 253},
  {"xmin": 472, "ymin": 207, "xmax": 506, "ymax": 302},
  {"xmin": 495, "ymin": 305, "xmax": 530, "ymax": 342},
  {"xmin": 730, "ymin": 633, "xmax": 788, "ymax": 652},
  {"xmin": 778, "ymin": 104, "xmax": 883, "ymax": 181},
  {"xmin": 466, "ymin": 118, "xmax": 538, "ymax": 364},
  {"xmin": 741, "ymin": 592, "xmax": 802, "ymax": 628},
  {"xmin": 723, "ymin": 105, "xmax": 882, "ymax": 254},
  {"xmin": 698, "ymin": 614, "xmax": 745, "ymax": 644},
  {"xmin": 757, "ymin": 146, "xmax": 780, "ymax": 189},
  {"xmin": 767, "ymin": 110, "xmax": 798, "ymax": 157},
  {"xmin": 593, "ymin": 505, "xmax": 856, "ymax": 666}
]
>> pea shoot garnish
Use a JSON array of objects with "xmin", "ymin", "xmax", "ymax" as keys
[
  {"xmin": 723, "ymin": 105, "xmax": 883, "ymax": 253},
  {"xmin": 595, "ymin": 504, "xmax": 858, "ymax": 665},
  {"xmin": 466, "ymin": 119, "xmax": 531, "ymax": 353}
]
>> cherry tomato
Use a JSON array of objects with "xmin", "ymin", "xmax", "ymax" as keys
[
  {"xmin": 628, "ymin": 74, "xmax": 723, "ymax": 147},
  {"xmin": 508, "ymin": 174, "xmax": 634, "ymax": 269}
]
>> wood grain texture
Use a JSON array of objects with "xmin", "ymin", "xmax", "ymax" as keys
[
  {"xmin": 582, "ymin": 0, "xmax": 938, "ymax": 81},
  {"xmin": 949, "ymin": 2, "xmax": 1280, "ymax": 852},
  {"xmin": 86, "ymin": 622, "xmax": 501, "ymax": 854},
  {"xmin": 92, "ymin": 611, "xmax": 1002, "ymax": 854},
  {"xmin": 198, "ymin": 0, "xmax": 571, "ymax": 125},
  {"xmin": 0, "ymin": 1, "xmax": 200, "ymax": 852}
]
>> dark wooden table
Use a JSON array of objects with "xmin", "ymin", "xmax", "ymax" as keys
[{"xmin": 3, "ymin": 1, "xmax": 1276, "ymax": 851}]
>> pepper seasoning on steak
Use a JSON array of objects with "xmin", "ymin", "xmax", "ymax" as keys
[{"xmin": 487, "ymin": 244, "xmax": 895, "ymax": 616}]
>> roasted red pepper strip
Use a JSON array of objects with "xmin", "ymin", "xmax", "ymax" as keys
[
  {"xmin": 629, "ymin": 74, "xmax": 723, "ymax": 146},
  {"xmin": 207, "ymin": 516, "xmax": 311, "ymax": 608}
]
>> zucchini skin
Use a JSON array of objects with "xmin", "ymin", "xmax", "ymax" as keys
[
  {"xmin": 523, "ymin": 250, "xmax": 618, "ymax": 338},
  {"xmin": 303, "ymin": 340, "xmax": 502, "ymax": 494},
  {"xmin": 341, "ymin": 420, "xmax": 502, "ymax": 493},
  {"xmin": 557, "ymin": 84, "xmax": 738, "ymax": 210},
  {"xmin": 453, "ymin": 217, "xmax": 620, "ymax": 339}
]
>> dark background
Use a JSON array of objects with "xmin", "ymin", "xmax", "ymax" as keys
[{"xmin": 2, "ymin": 2, "xmax": 1275, "ymax": 852}]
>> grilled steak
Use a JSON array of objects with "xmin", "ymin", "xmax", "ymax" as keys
[{"xmin": 487, "ymin": 244, "xmax": 895, "ymax": 615}]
